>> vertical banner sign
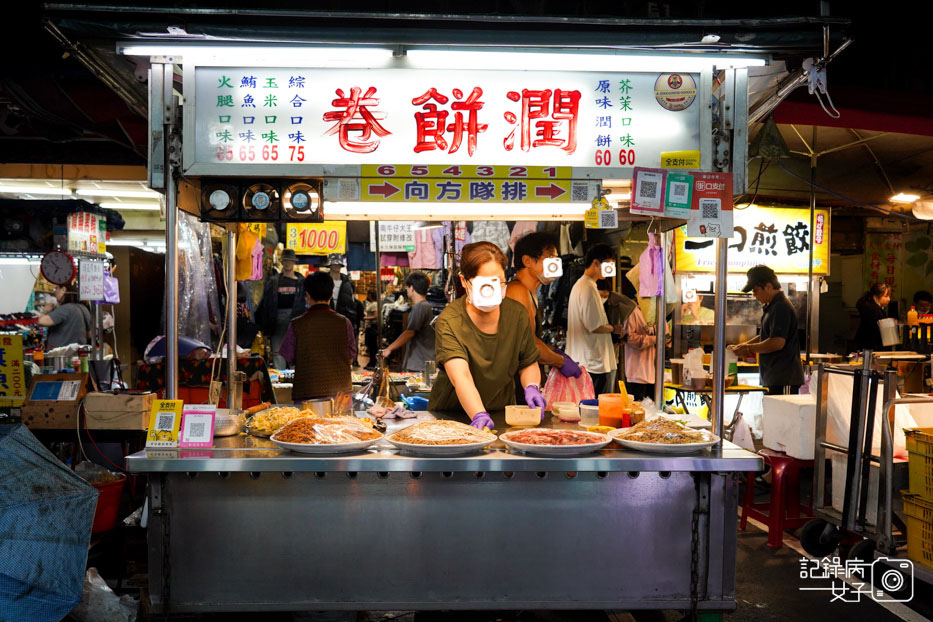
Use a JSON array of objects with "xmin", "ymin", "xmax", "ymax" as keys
[
  {"xmin": 864, "ymin": 233, "xmax": 902, "ymax": 294},
  {"xmin": 0, "ymin": 334, "xmax": 26, "ymax": 407},
  {"xmin": 664, "ymin": 172, "xmax": 693, "ymax": 218},
  {"xmin": 687, "ymin": 172, "xmax": 733, "ymax": 238},
  {"xmin": 630, "ymin": 167, "xmax": 667, "ymax": 216},
  {"xmin": 286, "ymin": 221, "xmax": 347, "ymax": 255},
  {"xmin": 78, "ymin": 260, "xmax": 105, "ymax": 301}
]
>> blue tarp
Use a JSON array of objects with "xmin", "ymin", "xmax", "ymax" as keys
[{"xmin": 0, "ymin": 424, "xmax": 98, "ymax": 622}]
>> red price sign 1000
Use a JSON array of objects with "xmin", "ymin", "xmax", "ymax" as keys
[{"xmin": 291, "ymin": 227, "xmax": 341, "ymax": 253}]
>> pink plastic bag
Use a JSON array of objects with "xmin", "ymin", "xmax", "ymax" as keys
[{"xmin": 542, "ymin": 367, "xmax": 595, "ymax": 410}]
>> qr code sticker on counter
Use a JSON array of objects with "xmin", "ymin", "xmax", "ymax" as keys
[
  {"xmin": 156, "ymin": 413, "xmax": 175, "ymax": 431},
  {"xmin": 187, "ymin": 422, "xmax": 206, "ymax": 439},
  {"xmin": 700, "ymin": 198, "xmax": 720, "ymax": 219}
]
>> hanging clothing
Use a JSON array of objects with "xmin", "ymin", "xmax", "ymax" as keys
[
  {"xmin": 249, "ymin": 238, "xmax": 264, "ymax": 281},
  {"xmin": 235, "ymin": 224, "xmax": 258, "ymax": 281},
  {"xmin": 471, "ymin": 221, "xmax": 510, "ymax": 252},
  {"xmin": 508, "ymin": 222, "xmax": 538, "ymax": 252},
  {"xmin": 638, "ymin": 233, "xmax": 664, "ymax": 297},
  {"xmin": 408, "ymin": 227, "xmax": 444, "ymax": 269}
]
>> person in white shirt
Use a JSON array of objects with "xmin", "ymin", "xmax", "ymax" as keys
[{"xmin": 566, "ymin": 244, "xmax": 623, "ymax": 395}]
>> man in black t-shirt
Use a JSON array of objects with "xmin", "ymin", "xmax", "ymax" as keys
[
  {"xmin": 731, "ymin": 265, "xmax": 805, "ymax": 395},
  {"xmin": 257, "ymin": 249, "xmax": 307, "ymax": 368}
]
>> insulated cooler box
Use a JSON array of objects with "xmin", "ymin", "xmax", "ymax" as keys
[{"xmin": 762, "ymin": 394, "xmax": 816, "ymax": 460}]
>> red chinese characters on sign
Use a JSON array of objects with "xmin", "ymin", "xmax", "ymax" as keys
[
  {"xmin": 411, "ymin": 87, "xmax": 488, "ymax": 156},
  {"xmin": 503, "ymin": 89, "xmax": 582, "ymax": 153},
  {"xmin": 323, "ymin": 87, "xmax": 391, "ymax": 153},
  {"xmin": 814, "ymin": 213, "xmax": 825, "ymax": 245}
]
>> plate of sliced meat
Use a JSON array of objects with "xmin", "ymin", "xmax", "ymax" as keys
[{"xmin": 499, "ymin": 428, "xmax": 612, "ymax": 456}]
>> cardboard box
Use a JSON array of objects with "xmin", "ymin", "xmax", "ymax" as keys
[
  {"xmin": 85, "ymin": 391, "xmax": 155, "ymax": 430},
  {"xmin": 21, "ymin": 373, "xmax": 91, "ymax": 430}
]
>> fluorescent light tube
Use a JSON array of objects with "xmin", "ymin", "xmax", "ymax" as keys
[
  {"xmin": 99, "ymin": 202, "xmax": 162, "ymax": 211},
  {"xmin": 405, "ymin": 50, "xmax": 767, "ymax": 72},
  {"xmin": 0, "ymin": 185, "xmax": 74, "ymax": 196},
  {"xmin": 117, "ymin": 44, "xmax": 394, "ymax": 67},
  {"xmin": 74, "ymin": 188, "xmax": 161, "ymax": 199}
]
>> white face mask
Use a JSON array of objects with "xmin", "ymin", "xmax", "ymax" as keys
[
  {"xmin": 537, "ymin": 257, "xmax": 563, "ymax": 285},
  {"xmin": 468, "ymin": 276, "xmax": 504, "ymax": 312}
]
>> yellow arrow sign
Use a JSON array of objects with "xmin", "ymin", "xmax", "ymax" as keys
[{"xmin": 361, "ymin": 178, "xmax": 575, "ymax": 203}]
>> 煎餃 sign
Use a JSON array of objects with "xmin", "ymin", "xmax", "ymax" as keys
[{"xmin": 674, "ymin": 205, "xmax": 830, "ymax": 275}]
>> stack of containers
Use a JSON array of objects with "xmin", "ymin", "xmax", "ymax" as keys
[{"xmin": 903, "ymin": 428, "xmax": 933, "ymax": 568}]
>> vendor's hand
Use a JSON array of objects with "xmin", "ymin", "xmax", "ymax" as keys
[
  {"xmin": 558, "ymin": 354, "xmax": 583, "ymax": 378},
  {"xmin": 379, "ymin": 348, "xmax": 390, "ymax": 359},
  {"xmin": 470, "ymin": 411, "xmax": 494, "ymax": 430},
  {"xmin": 524, "ymin": 384, "xmax": 547, "ymax": 421}
]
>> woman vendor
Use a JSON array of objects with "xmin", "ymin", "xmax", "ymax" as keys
[{"xmin": 427, "ymin": 242, "xmax": 546, "ymax": 429}]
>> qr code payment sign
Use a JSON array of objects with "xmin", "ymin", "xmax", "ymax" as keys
[{"xmin": 700, "ymin": 198, "xmax": 720, "ymax": 219}]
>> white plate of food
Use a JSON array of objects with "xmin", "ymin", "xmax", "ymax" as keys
[
  {"xmin": 270, "ymin": 416, "xmax": 383, "ymax": 454},
  {"xmin": 499, "ymin": 428, "xmax": 612, "ymax": 456},
  {"xmin": 609, "ymin": 418, "xmax": 720, "ymax": 453},
  {"xmin": 385, "ymin": 420, "xmax": 496, "ymax": 455}
]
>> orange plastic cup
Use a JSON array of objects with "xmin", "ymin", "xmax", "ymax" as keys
[{"xmin": 598, "ymin": 393, "xmax": 625, "ymax": 428}]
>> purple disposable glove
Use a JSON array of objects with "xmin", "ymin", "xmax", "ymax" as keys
[
  {"xmin": 470, "ymin": 411, "xmax": 494, "ymax": 430},
  {"xmin": 524, "ymin": 384, "xmax": 547, "ymax": 422},
  {"xmin": 558, "ymin": 354, "xmax": 583, "ymax": 378}
]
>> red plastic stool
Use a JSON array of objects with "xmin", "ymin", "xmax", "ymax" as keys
[{"xmin": 739, "ymin": 448, "xmax": 816, "ymax": 549}]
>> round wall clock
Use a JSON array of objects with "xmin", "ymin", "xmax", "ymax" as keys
[{"xmin": 40, "ymin": 250, "xmax": 77, "ymax": 285}]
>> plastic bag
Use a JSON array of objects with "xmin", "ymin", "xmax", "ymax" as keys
[
  {"xmin": 542, "ymin": 367, "xmax": 595, "ymax": 410},
  {"xmin": 69, "ymin": 568, "xmax": 137, "ymax": 622},
  {"xmin": 682, "ymin": 348, "xmax": 706, "ymax": 384}
]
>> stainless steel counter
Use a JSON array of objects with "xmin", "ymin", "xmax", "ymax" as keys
[
  {"xmin": 126, "ymin": 412, "xmax": 762, "ymax": 473},
  {"xmin": 133, "ymin": 412, "xmax": 761, "ymax": 615}
]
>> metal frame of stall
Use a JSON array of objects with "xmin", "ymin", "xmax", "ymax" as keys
[{"xmin": 139, "ymin": 43, "xmax": 759, "ymax": 616}]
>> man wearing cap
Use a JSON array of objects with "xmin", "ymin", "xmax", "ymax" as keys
[
  {"xmin": 257, "ymin": 248, "xmax": 307, "ymax": 368},
  {"xmin": 732, "ymin": 265, "xmax": 805, "ymax": 395},
  {"xmin": 325, "ymin": 253, "xmax": 361, "ymax": 336}
]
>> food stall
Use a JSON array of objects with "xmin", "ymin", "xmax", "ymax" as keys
[{"xmin": 112, "ymin": 31, "xmax": 772, "ymax": 615}]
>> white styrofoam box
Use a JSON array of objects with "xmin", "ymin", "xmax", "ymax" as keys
[
  {"xmin": 762, "ymin": 394, "xmax": 817, "ymax": 460},
  {"xmin": 830, "ymin": 451, "xmax": 879, "ymax": 525}
]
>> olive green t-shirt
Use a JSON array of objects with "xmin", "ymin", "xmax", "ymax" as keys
[{"xmin": 427, "ymin": 297, "xmax": 540, "ymax": 414}]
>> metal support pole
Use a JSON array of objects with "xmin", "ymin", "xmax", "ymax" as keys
[
  {"xmin": 93, "ymin": 303, "xmax": 102, "ymax": 360},
  {"xmin": 711, "ymin": 238, "xmax": 728, "ymax": 441},
  {"xmin": 654, "ymin": 228, "xmax": 667, "ymax": 405},
  {"xmin": 155, "ymin": 61, "xmax": 179, "ymax": 399},
  {"xmin": 375, "ymin": 221, "xmax": 383, "ymax": 354},
  {"xmin": 226, "ymin": 230, "xmax": 237, "ymax": 400},
  {"xmin": 806, "ymin": 127, "xmax": 818, "ymax": 364},
  {"xmin": 164, "ymin": 131, "xmax": 179, "ymax": 399}
]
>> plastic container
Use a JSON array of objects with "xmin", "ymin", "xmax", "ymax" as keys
[
  {"xmin": 552, "ymin": 402, "xmax": 581, "ymax": 422},
  {"xmin": 579, "ymin": 400, "xmax": 600, "ymax": 427},
  {"xmin": 506, "ymin": 405, "xmax": 541, "ymax": 427},
  {"xmin": 908, "ymin": 307, "xmax": 920, "ymax": 328},
  {"xmin": 91, "ymin": 475, "xmax": 127, "ymax": 534},
  {"xmin": 902, "ymin": 492, "xmax": 933, "ymax": 569},
  {"xmin": 906, "ymin": 428, "xmax": 933, "ymax": 502},
  {"xmin": 598, "ymin": 393, "xmax": 625, "ymax": 428}
]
